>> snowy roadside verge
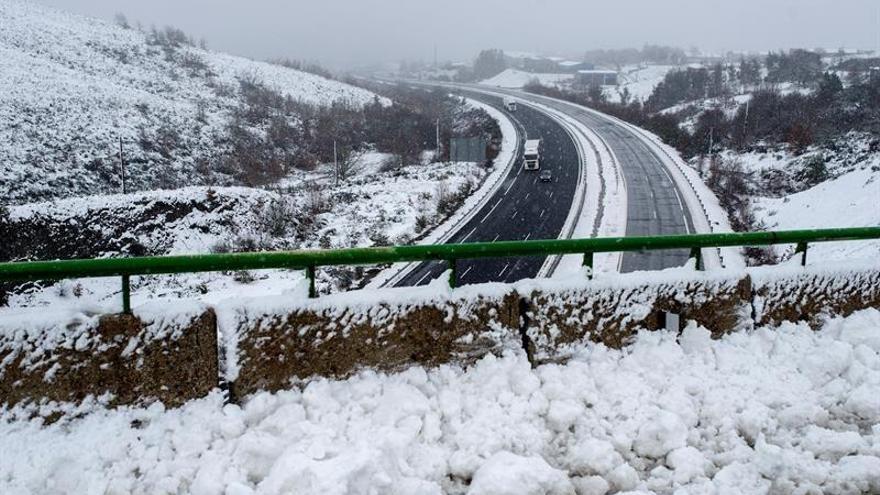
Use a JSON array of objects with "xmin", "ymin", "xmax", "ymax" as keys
[
  {"xmin": 367, "ymin": 98, "xmax": 520, "ymax": 288},
  {"xmin": 3, "ymin": 308, "xmax": 879, "ymax": 494}
]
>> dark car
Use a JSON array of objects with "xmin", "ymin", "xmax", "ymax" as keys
[{"xmin": 539, "ymin": 169, "xmax": 552, "ymax": 182}]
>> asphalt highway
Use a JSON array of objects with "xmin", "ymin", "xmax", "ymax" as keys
[
  {"xmin": 396, "ymin": 94, "xmax": 580, "ymax": 286},
  {"xmin": 488, "ymin": 90, "xmax": 695, "ymax": 272}
]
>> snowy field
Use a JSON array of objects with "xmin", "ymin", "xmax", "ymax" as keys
[
  {"xmin": 2, "ymin": 309, "xmax": 880, "ymax": 494},
  {"xmin": 754, "ymin": 166, "xmax": 880, "ymax": 263},
  {"xmin": 604, "ymin": 64, "xmax": 677, "ymax": 104},
  {"xmin": 480, "ymin": 69, "xmax": 573, "ymax": 89}
]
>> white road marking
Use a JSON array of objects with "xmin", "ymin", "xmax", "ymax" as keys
[
  {"xmin": 525, "ymin": 192, "xmax": 530, "ymax": 200},
  {"xmin": 462, "ymin": 226, "xmax": 477, "ymax": 241},
  {"xmin": 549, "ymin": 191, "xmax": 554, "ymax": 199},
  {"xmin": 511, "ymin": 210, "xmax": 517, "ymax": 219},
  {"xmin": 480, "ymin": 199, "xmax": 502, "ymax": 223},
  {"xmin": 540, "ymin": 209, "xmax": 545, "ymax": 218},
  {"xmin": 498, "ymin": 263, "xmax": 510, "ymax": 277},
  {"xmin": 416, "ymin": 271, "xmax": 433, "ymax": 285},
  {"xmin": 524, "ymin": 232, "xmax": 531, "ymax": 240},
  {"xmin": 504, "ymin": 181, "xmax": 515, "ymax": 195},
  {"xmin": 461, "ymin": 266, "xmax": 473, "ymax": 279},
  {"xmin": 492, "ymin": 234, "xmax": 500, "ymax": 242}
]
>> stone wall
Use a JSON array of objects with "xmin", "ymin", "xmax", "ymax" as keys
[
  {"xmin": 2, "ymin": 263, "xmax": 877, "ymax": 409},
  {"xmin": 0, "ymin": 301, "xmax": 217, "ymax": 409}
]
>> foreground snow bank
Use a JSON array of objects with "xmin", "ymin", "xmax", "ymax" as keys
[{"xmin": 3, "ymin": 309, "xmax": 880, "ymax": 494}]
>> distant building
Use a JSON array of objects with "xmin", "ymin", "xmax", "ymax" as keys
[
  {"xmin": 558, "ymin": 60, "xmax": 594, "ymax": 73},
  {"xmin": 575, "ymin": 70, "xmax": 618, "ymax": 86}
]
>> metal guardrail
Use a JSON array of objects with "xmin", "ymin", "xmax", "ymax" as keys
[{"xmin": 1, "ymin": 227, "xmax": 878, "ymax": 313}]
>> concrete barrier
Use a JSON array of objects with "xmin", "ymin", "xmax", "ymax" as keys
[{"xmin": 0, "ymin": 301, "xmax": 218, "ymax": 409}]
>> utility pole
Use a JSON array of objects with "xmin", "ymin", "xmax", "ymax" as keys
[
  {"xmin": 707, "ymin": 126, "xmax": 714, "ymax": 178},
  {"xmin": 333, "ymin": 140, "xmax": 338, "ymax": 185},
  {"xmin": 118, "ymin": 137, "xmax": 127, "ymax": 194},
  {"xmin": 435, "ymin": 119, "xmax": 440, "ymax": 162}
]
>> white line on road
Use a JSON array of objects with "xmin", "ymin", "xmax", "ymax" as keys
[
  {"xmin": 416, "ymin": 271, "xmax": 433, "ymax": 285},
  {"xmin": 504, "ymin": 181, "xmax": 515, "ymax": 195},
  {"xmin": 540, "ymin": 209, "xmax": 545, "ymax": 218},
  {"xmin": 524, "ymin": 232, "xmax": 531, "ymax": 240},
  {"xmin": 462, "ymin": 226, "xmax": 477, "ymax": 241},
  {"xmin": 492, "ymin": 234, "xmax": 500, "ymax": 242},
  {"xmin": 511, "ymin": 210, "xmax": 517, "ymax": 219},
  {"xmin": 549, "ymin": 191, "xmax": 554, "ymax": 199},
  {"xmin": 525, "ymin": 192, "xmax": 530, "ymax": 200},
  {"xmin": 498, "ymin": 263, "xmax": 510, "ymax": 277},
  {"xmin": 480, "ymin": 199, "xmax": 502, "ymax": 223},
  {"xmin": 461, "ymin": 266, "xmax": 473, "ymax": 279}
]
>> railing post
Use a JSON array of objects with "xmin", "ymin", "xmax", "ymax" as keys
[
  {"xmin": 689, "ymin": 247, "xmax": 703, "ymax": 271},
  {"xmin": 121, "ymin": 274, "xmax": 131, "ymax": 314},
  {"xmin": 582, "ymin": 252, "xmax": 594, "ymax": 279},
  {"xmin": 795, "ymin": 242, "xmax": 808, "ymax": 266},
  {"xmin": 448, "ymin": 259, "xmax": 457, "ymax": 288},
  {"xmin": 306, "ymin": 265, "xmax": 317, "ymax": 298}
]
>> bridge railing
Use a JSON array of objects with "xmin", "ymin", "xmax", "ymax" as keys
[{"xmin": 1, "ymin": 227, "xmax": 878, "ymax": 313}]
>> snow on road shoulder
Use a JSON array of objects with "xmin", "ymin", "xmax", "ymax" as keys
[{"xmin": 3, "ymin": 309, "xmax": 880, "ymax": 494}]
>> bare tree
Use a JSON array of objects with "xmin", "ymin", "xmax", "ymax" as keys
[{"xmin": 334, "ymin": 145, "xmax": 366, "ymax": 184}]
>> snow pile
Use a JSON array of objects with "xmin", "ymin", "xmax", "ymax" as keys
[
  {"xmin": 0, "ymin": 0, "xmax": 381, "ymax": 203},
  {"xmin": 480, "ymin": 69, "xmax": 572, "ymax": 89},
  {"xmin": 3, "ymin": 309, "xmax": 880, "ymax": 494}
]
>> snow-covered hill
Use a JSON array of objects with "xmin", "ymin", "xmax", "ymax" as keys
[{"xmin": 0, "ymin": 0, "xmax": 382, "ymax": 203}]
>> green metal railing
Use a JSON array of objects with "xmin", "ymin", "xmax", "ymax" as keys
[{"xmin": 1, "ymin": 227, "xmax": 878, "ymax": 313}]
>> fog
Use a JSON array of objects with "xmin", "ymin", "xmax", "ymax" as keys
[{"xmin": 38, "ymin": 0, "xmax": 880, "ymax": 68}]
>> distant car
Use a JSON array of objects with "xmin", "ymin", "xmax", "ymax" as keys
[{"xmin": 539, "ymin": 170, "xmax": 552, "ymax": 182}]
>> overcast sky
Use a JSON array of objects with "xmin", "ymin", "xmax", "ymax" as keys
[{"xmin": 39, "ymin": 0, "xmax": 880, "ymax": 68}]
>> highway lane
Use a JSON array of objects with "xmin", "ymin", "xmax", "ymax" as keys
[
  {"xmin": 396, "ymin": 94, "xmax": 580, "ymax": 287},
  {"xmin": 485, "ymin": 89, "xmax": 695, "ymax": 272}
]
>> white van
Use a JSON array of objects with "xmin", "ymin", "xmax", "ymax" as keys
[{"xmin": 504, "ymin": 98, "xmax": 517, "ymax": 112}]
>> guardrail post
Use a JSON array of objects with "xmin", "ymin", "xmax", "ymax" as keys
[
  {"xmin": 689, "ymin": 247, "xmax": 703, "ymax": 271},
  {"xmin": 306, "ymin": 265, "xmax": 317, "ymax": 298},
  {"xmin": 121, "ymin": 274, "xmax": 131, "ymax": 314},
  {"xmin": 795, "ymin": 242, "xmax": 808, "ymax": 266},
  {"xmin": 582, "ymin": 252, "xmax": 594, "ymax": 279},
  {"xmin": 448, "ymin": 259, "xmax": 457, "ymax": 288}
]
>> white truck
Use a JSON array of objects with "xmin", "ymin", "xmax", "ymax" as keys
[
  {"xmin": 523, "ymin": 139, "xmax": 541, "ymax": 170},
  {"xmin": 504, "ymin": 98, "xmax": 517, "ymax": 112}
]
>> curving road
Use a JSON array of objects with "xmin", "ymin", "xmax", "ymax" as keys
[
  {"xmin": 396, "ymin": 93, "xmax": 580, "ymax": 286},
  {"xmin": 466, "ymin": 88, "xmax": 696, "ymax": 272}
]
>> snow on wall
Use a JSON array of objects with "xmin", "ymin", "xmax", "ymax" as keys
[
  {"xmin": 522, "ymin": 267, "xmax": 751, "ymax": 360},
  {"xmin": 752, "ymin": 261, "xmax": 880, "ymax": 328},
  {"xmin": 0, "ymin": 300, "xmax": 216, "ymax": 407},
  {"xmin": 222, "ymin": 280, "xmax": 521, "ymax": 397},
  {"xmin": 2, "ymin": 308, "xmax": 880, "ymax": 493}
]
